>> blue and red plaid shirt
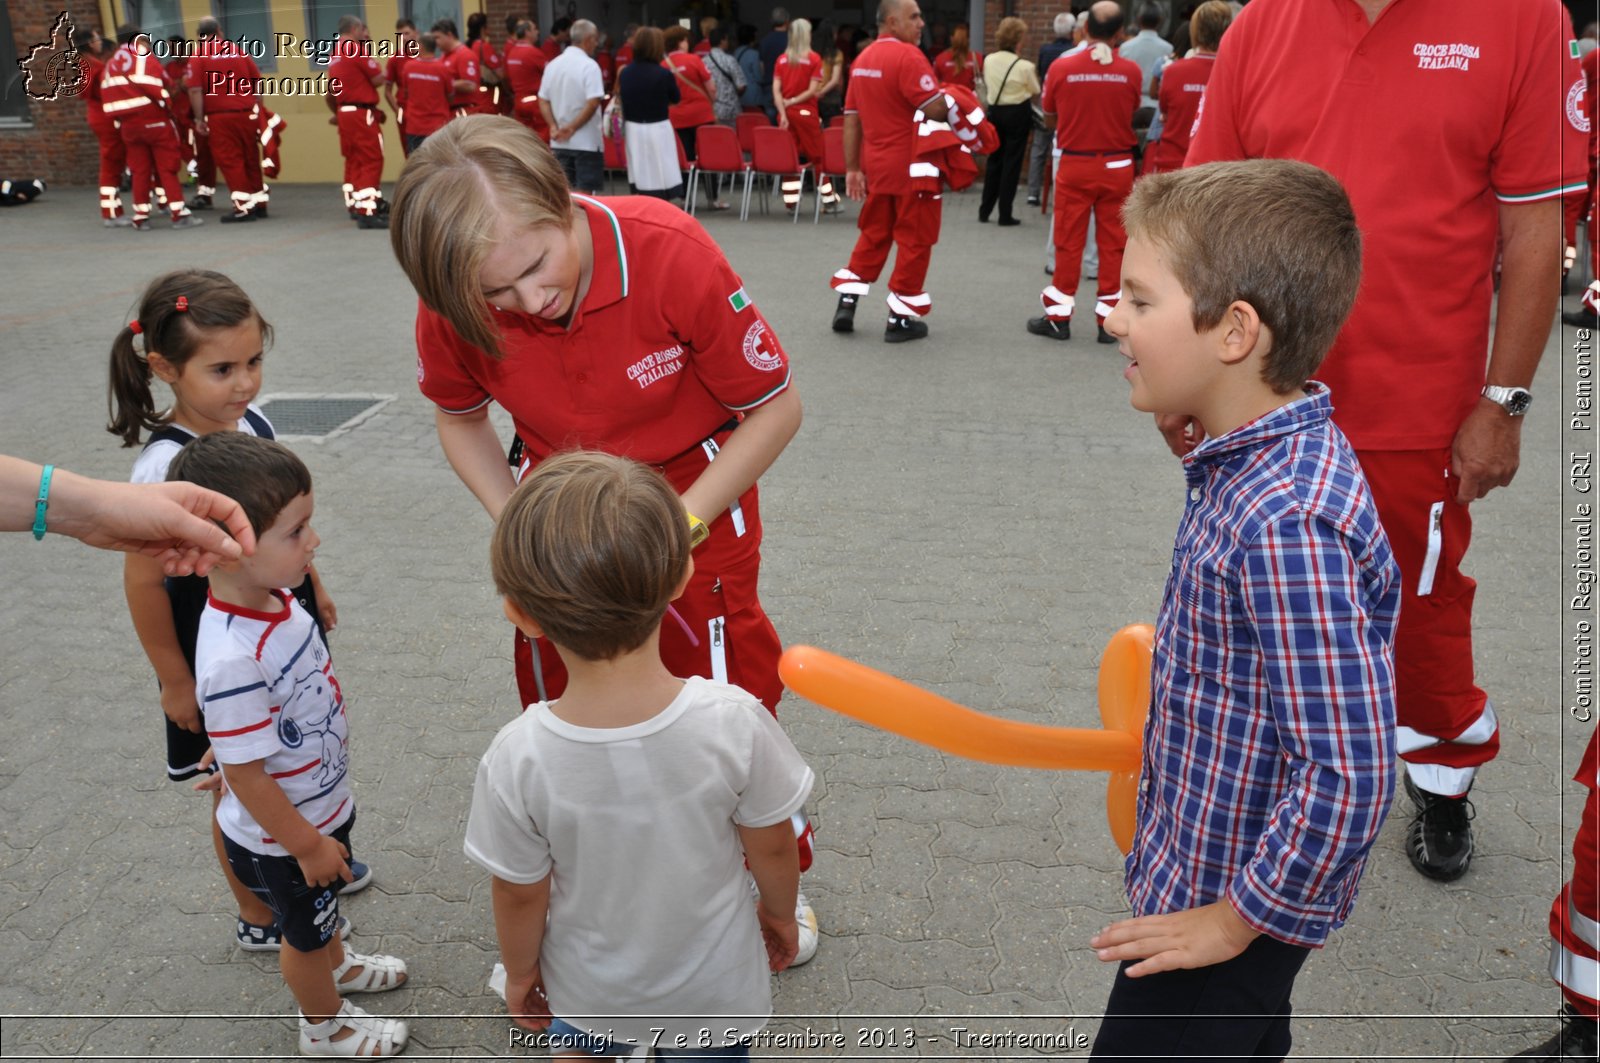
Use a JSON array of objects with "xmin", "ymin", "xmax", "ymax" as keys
[{"xmin": 1126, "ymin": 384, "xmax": 1400, "ymax": 948}]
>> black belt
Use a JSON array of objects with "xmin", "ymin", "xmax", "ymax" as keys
[{"xmin": 1061, "ymin": 148, "xmax": 1135, "ymax": 156}]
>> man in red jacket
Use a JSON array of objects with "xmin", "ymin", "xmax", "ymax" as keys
[
  {"xmin": 1029, "ymin": 1, "xmax": 1139, "ymax": 344},
  {"xmin": 828, "ymin": 0, "xmax": 949, "ymax": 343},
  {"xmin": 73, "ymin": 27, "xmax": 128, "ymax": 226},
  {"xmin": 187, "ymin": 16, "xmax": 266, "ymax": 223},
  {"xmin": 100, "ymin": 25, "xmax": 201, "ymax": 230},
  {"xmin": 326, "ymin": 14, "xmax": 389, "ymax": 229}
]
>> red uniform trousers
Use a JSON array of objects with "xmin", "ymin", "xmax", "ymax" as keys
[
  {"xmin": 1357, "ymin": 449, "xmax": 1496, "ymax": 797},
  {"xmin": 207, "ymin": 110, "xmax": 264, "ymax": 214},
  {"xmin": 89, "ymin": 113, "xmax": 127, "ymax": 219},
  {"xmin": 193, "ymin": 131, "xmax": 217, "ymax": 197},
  {"xmin": 1047, "ymin": 152, "xmax": 1133, "ymax": 324},
  {"xmin": 117, "ymin": 116, "xmax": 189, "ymax": 223},
  {"xmin": 258, "ymin": 106, "xmax": 286, "ymax": 181},
  {"xmin": 1548, "ymin": 728, "xmax": 1600, "ymax": 1018},
  {"xmin": 1581, "ymin": 151, "xmax": 1600, "ymax": 314},
  {"xmin": 778, "ymin": 106, "xmax": 837, "ymax": 209},
  {"xmin": 337, "ymin": 107, "xmax": 385, "ymax": 215},
  {"xmin": 835, "ymin": 190, "xmax": 942, "ymax": 318},
  {"xmin": 513, "ymin": 95, "xmax": 550, "ymax": 141}
]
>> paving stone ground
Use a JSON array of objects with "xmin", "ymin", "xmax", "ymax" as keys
[{"xmin": 0, "ymin": 183, "xmax": 1592, "ymax": 1061}]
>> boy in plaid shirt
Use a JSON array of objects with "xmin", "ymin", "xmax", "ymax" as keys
[{"xmin": 1091, "ymin": 159, "xmax": 1400, "ymax": 1059}]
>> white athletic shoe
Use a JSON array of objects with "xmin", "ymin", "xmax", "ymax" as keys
[{"xmin": 792, "ymin": 892, "xmax": 819, "ymax": 967}]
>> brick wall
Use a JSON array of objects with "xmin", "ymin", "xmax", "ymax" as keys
[
  {"xmin": 4, "ymin": 1, "xmax": 106, "ymax": 185},
  {"xmin": 483, "ymin": 0, "xmax": 537, "ymax": 50}
]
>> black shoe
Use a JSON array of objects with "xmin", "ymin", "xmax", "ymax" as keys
[
  {"xmin": 1509, "ymin": 1004, "xmax": 1598, "ymax": 1060},
  {"xmin": 1562, "ymin": 272, "xmax": 1571, "ymax": 296},
  {"xmin": 977, "ymin": 213, "xmax": 991, "ymax": 223},
  {"xmin": 219, "ymin": 210, "xmax": 257, "ymax": 224},
  {"xmin": 997, "ymin": 217, "xmax": 1021, "ymax": 227},
  {"xmin": 832, "ymin": 294, "xmax": 858, "ymax": 333},
  {"xmin": 1404, "ymin": 775, "xmax": 1474, "ymax": 881},
  {"xmin": 1097, "ymin": 325, "xmax": 1117, "ymax": 344},
  {"xmin": 356, "ymin": 213, "xmax": 390, "ymax": 229},
  {"xmin": 187, "ymin": 194, "xmax": 213, "ymax": 210},
  {"xmin": 1026, "ymin": 195, "xmax": 1040, "ymax": 206},
  {"xmin": 1026, "ymin": 316, "xmax": 1070, "ymax": 340},
  {"xmin": 374, "ymin": 198, "xmax": 390, "ymax": 216},
  {"xmin": 1563, "ymin": 306, "xmax": 1600, "ymax": 329},
  {"xmin": 251, "ymin": 204, "xmax": 269, "ymax": 219},
  {"xmin": 884, "ymin": 315, "xmax": 929, "ymax": 343}
]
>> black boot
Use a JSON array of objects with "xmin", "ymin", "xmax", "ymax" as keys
[
  {"xmin": 1097, "ymin": 324, "xmax": 1117, "ymax": 344},
  {"xmin": 832, "ymin": 294, "xmax": 858, "ymax": 333},
  {"xmin": 1507, "ymin": 1004, "xmax": 1597, "ymax": 1060},
  {"xmin": 1403, "ymin": 775, "xmax": 1474, "ymax": 881},
  {"xmin": 1027, "ymin": 316, "xmax": 1069, "ymax": 340},
  {"xmin": 883, "ymin": 314, "xmax": 929, "ymax": 343}
]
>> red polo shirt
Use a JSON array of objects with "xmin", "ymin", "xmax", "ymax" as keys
[
  {"xmin": 385, "ymin": 51, "xmax": 412, "ymax": 104},
  {"xmin": 1187, "ymin": 0, "xmax": 1588, "ymax": 449},
  {"xmin": 504, "ymin": 41, "xmax": 547, "ymax": 99},
  {"xmin": 1144, "ymin": 53, "xmax": 1214, "ymax": 171},
  {"xmin": 401, "ymin": 56, "xmax": 452, "ymax": 136},
  {"xmin": 188, "ymin": 38, "xmax": 261, "ymax": 112},
  {"xmin": 843, "ymin": 36, "xmax": 942, "ymax": 194},
  {"xmin": 416, "ymin": 195, "xmax": 792, "ymax": 470},
  {"xmin": 328, "ymin": 41, "xmax": 382, "ymax": 105},
  {"xmin": 774, "ymin": 50, "xmax": 822, "ymax": 101},
  {"xmin": 1040, "ymin": 45, "xmax": 1140, "ymax": 152},
  {"xmin": 666, "ymin": 52, "xmax": 716, "ymax": 128},
  {"xmin": 444, "ymin": 42, "xmax": 479, "ymax": 108},
  {"xmin": 932, "ymin": 49, "xmax": 979, "ymax": 90}
]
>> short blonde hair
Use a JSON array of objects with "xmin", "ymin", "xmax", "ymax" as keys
[
  {"xmin": 994, "ymin": 17, "xmax": 1026, "ymax": 54},
  {"xmin": 1122, "ymin": 159, "xmax": 1362, "ymax": 393},
  {"xmin": 491, "ymin": 452, "xmax": 692, "ymax": 663},
  {"xmin": 1190, "ymin": 0, "xmax": 1232, "ymax": 52},
  {"xmin": 389, "ymin": 116, "xmax": 573, "ymax": 359}
]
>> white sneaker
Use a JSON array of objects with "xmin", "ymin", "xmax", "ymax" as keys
[{"xmin": 792, "ymin": 892, "xmax": 819, "ymax": 967}]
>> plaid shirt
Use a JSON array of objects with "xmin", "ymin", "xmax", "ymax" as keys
[{"xmin": 1126, "ymin": 384, "xmax": 1400, "ymax": 948}]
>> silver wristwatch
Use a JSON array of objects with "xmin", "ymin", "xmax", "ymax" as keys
[{"xmin": 1481, "ymin": 384, "xmax": 1532, "ymax": 416}]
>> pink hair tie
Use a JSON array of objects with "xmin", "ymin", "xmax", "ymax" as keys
[
  {"xmin": 128, "ymin": 320, "xmax": 142, "ymax": 334},
  {"xmin": 175, "ymin": 295, "xmax": 189, "ymax": 312}
]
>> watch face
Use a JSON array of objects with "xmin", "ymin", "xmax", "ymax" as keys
[{"xmin": 1506, "ymin": 390, "xmax": 1531, "ymax": 415}]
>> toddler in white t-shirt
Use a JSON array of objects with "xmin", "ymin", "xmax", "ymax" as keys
[{"xmin": 465, "ymin": 451, "xmax": 813, "ymax": 1061}]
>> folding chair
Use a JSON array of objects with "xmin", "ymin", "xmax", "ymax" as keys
[
  {"xmin": 822, "ymin": 125, "xmax": 848, "ymax": 219},
  {"xmin": 603, "ymin": 134, "xmax": 627, "ymax": 194},
  {"xmin": 737, "ymin": 111, "xmax": 775, "ymax": 212},
  {"xmin": 675, "ymin": 133, "xmax": 698, "ymax": 210},
  {"xmin": 686, "ymin": 125, "xmax": 750, "ymax": 218},
  {"xmin": 750, "ymin": 125, "xmax": 821, "ymax": 223}
]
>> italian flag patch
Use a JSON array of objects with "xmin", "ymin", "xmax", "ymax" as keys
[
  {"xmin": 1572, "ymin": 39, "xmax": 1582, "ymax": 59},
  {"xmin": 728, "ymin": 287, "xmax": 751, "ymax": 312}
]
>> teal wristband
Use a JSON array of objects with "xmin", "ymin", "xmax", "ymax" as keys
[{"xmin": 32, "ymin": 464, "xmax": 53, "ymax": 541}]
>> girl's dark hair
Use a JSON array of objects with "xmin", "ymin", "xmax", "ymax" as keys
[
  {"xmin": 107, "ymin": 269, "xmax": 272, "ymax": 447},
  {"xmin": 466, "ymin": 11, "xmax": 488, "ymax": 40}
]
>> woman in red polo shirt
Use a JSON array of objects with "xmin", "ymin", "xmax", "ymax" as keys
[
  {"xmin": 391, "ymin": 116, "xmax": 818, "ymax": 962},
  {"xmin": 390, "ymin": 113, "xmax": 802, "ymax": 719}
]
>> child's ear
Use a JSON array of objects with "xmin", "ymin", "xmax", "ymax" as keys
[
  {"xmin": 146, "ymin": 351, "xmax": 179, "ymax": 384},
  {"xmin": 670, "ymin": 556, "xmax": 696, "ymax": 603},
  {"xmin": 501, "ymin": 597, "xmax": 545, "ymax": 640},
  {"xmin": 1214, "ymin": 299, "xmax": 1264, "ymax": 368}
]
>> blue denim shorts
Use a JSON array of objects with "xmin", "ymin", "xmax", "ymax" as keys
[
  {"xmin": 544, "ymin": 1018, "xmax": 749, "ymax": 1060},
  {"xmin": 223, "ymin": 816, "xmax": 353, "ymax": 952}
]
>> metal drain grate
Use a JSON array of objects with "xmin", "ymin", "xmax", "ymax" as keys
[{"xmin": 255, "ymin": 394, "xmax": 394, "ymax": 440}]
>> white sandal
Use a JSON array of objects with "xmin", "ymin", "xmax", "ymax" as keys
[
  {"xmin": 299, "ymin": 1000, "xmax": 408, "ymax": 1056},
  {"xmin": 333, "ymin": 950, "xmax": 409, "ymax": 995}
]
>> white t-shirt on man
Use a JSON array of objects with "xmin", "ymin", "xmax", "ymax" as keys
[{"xmin": 540, "ymin": 45, "xmax": 605, "ymax": 152}]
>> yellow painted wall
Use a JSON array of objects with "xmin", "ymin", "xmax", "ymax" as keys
[{"xmin": 98, "ymin": 0, "xmax": 408, "ymax": 184}]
